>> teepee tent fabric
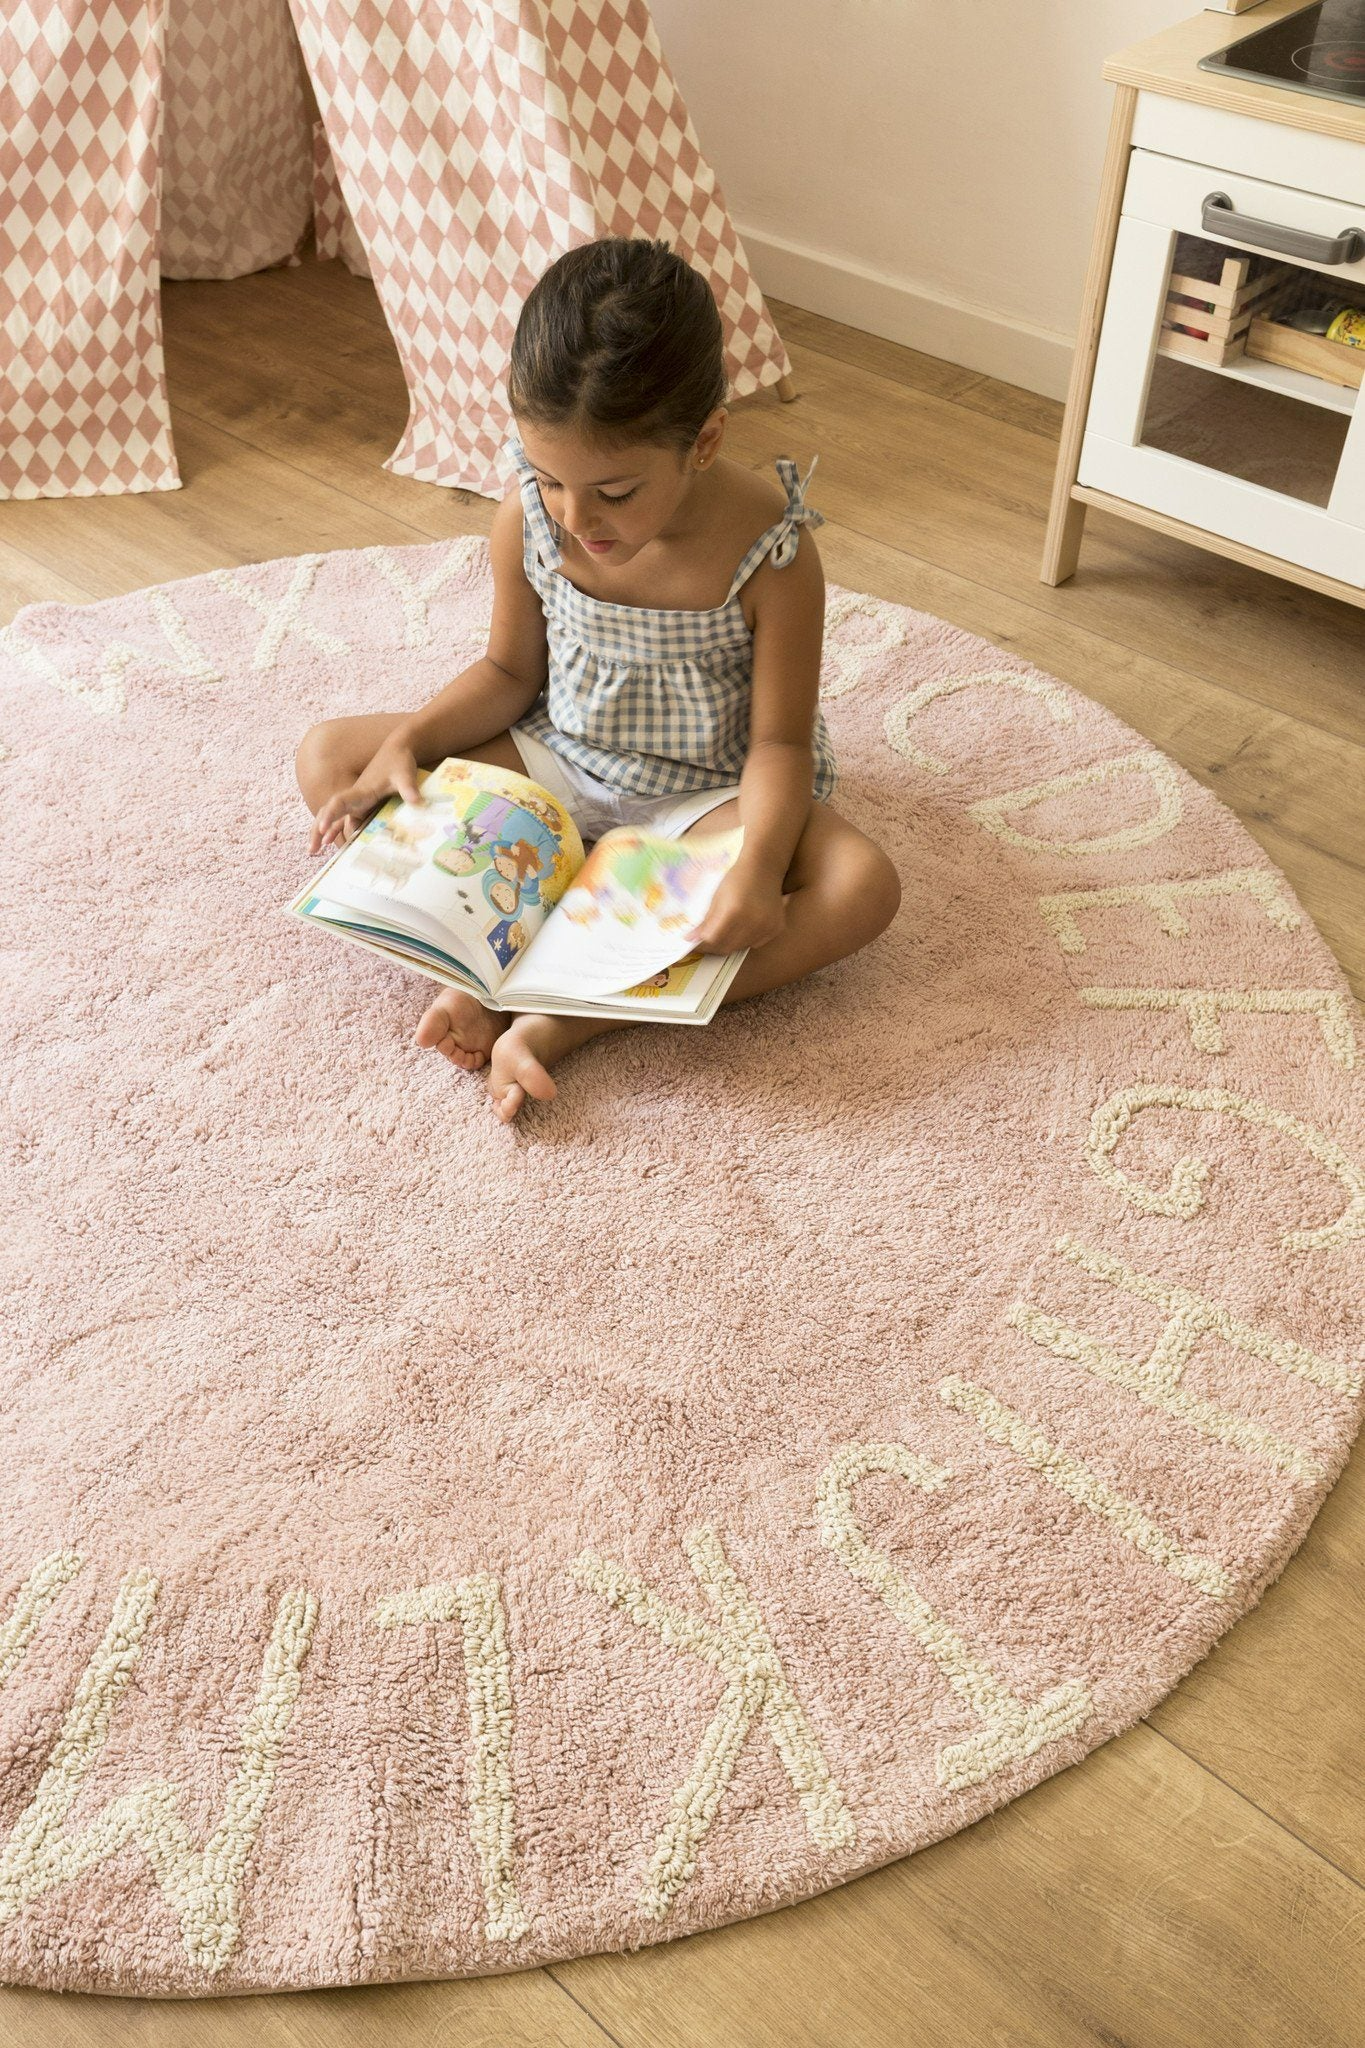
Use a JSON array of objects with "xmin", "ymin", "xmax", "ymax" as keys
[
  {"xmin": 311, "ymin": 117, "xmax": 373, "ymax": 276},
  {"xmin": 1, "ymin": 0, "xmax": 793, "ymax": 503},
  {"xmin": 1, "ymin": 0, "xmax": 180, "ymax": 500},
  {"xmin": 289, "ymin": 0, "xmax": 795, "ymax": 496},
  {"xmin": 160, "ymin": 0, "xmax": 314, "ymax": 281}
]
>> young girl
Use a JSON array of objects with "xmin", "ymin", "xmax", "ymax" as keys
[{"xmin": 296, "ymin": 236, "xmax": 901, "ymax": 1122}]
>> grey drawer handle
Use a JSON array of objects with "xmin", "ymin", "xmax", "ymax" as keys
[{"xmin": 1201, "ymin": 191, "xmax": 1364, "ymax": 266}]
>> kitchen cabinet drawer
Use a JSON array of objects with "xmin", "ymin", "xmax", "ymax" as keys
[
  {"xmin": 1122, "ymin": 148, "xmax": 1365, "ymax": 288},
  {"xmin": 1132, "ymin": 95, "xmax": 1365, "ymax": 211}
]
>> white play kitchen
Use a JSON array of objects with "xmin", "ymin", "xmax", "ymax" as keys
[{"xmin": 1045, "ymin": 0, "xmax": 1365, "ymax": 607}]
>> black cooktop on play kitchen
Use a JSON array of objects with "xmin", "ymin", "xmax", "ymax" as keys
[{"xmin": 1200, "ymin": 1, "xmax": 1365, "ymax": 106}]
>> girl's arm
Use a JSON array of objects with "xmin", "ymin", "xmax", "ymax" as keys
[
  {"xmin": 689, "ymin": 526, "xmax": 824, "ymax": 951},
  {"xmin": 397, "ymin": 489, "xmax": 549, "ymax": 760},
  {"xmin": 308, "ymin": 492, "xmax": 549, "ymax": 848}
]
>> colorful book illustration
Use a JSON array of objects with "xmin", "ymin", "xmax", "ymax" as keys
[{"xmin": 284, "ymin": 756, "xmax": 747, "ymax": 1023}]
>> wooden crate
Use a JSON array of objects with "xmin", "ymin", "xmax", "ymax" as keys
[
  {"xmin": 1245, "ymin": 313, "xmax": 1365, "ymax": 390},
  {"xmin": 1157, "ymin": 243, "xmax": 1293, "ymax": 366}
]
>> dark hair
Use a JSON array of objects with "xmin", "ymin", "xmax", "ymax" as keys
[{"xmin": 507, "ymin": 235, "xmax": 727, "ymax": 458}]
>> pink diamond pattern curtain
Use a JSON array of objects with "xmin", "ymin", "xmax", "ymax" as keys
[
  {"xmin": 288, "ymin": 0, "xmax": 794, "ymax": 496},
  {"xmin": 1, "ymin": 0, "xmax": 793, "ymax": 502},
  {"xmin": 1, "ymin": 0, "xmax": 178, "ymax": 499},
  {"xmin": 312, "ymin": 117, "xmax": 373, "ymax": 276},
  {"xmin": 161, "ymin": 0, "xmax": 314, "ymax": 280}
]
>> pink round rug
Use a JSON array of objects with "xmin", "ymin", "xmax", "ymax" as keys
[{"xmin": 0, "ymin": 536, "xmax": 1362, "ymax": 1997}]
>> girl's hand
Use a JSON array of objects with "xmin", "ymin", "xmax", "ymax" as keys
[
  {"xmin": 308, "ymin": 738, "xmax": 426, "ymax": 857},
  {"xmin": 687, "ymin": 869, "xmax": 788, "ymax": 955}
]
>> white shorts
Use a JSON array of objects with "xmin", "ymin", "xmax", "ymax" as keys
[{"xmin": 508, "ymin": 722, "xmax": 741, "ymax": 844}]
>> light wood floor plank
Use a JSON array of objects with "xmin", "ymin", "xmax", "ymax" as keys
[
  {"xmin": 0, "ymin": 542, "xmax": 94, "ymax": 616},
  {"xmin": 1147, "ymin": 1449, "xmax": 1365, "ymax": 1891},
  {"xmin": 160, "ymin": 277, "xmax": 482, "ymax": 544},
  {"xmin": 553, "ymin": 1726, "xmax": 1365, "ymax": 2048},
  {"xmin": 768, "ymin": 296, "xmax": 1068, "ymax": 439},
  {"xmin": 0, "ymin": 1968, "xmax": 618, "ymax": 2048},
  {"xmin": 0, "ymin": 411, "xmax": 430, "ymax": 600}
]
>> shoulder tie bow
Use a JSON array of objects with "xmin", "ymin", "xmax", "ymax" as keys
[
  {"xmin": 505, "ymin": 433, "xmax": 564, "ymax": 569},
  {"xmin": 769, "ymin": 454, "xmax": 826, "ymax": 568}
]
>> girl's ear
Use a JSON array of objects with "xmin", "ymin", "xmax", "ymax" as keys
[{"xmin": 692, "ymin": 406, "xmax": 728, "ymax": 468}]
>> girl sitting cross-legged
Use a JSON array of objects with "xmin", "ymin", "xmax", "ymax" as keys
[{"xmin": 295, "ymin": 234, "xmax": 901, "ymax": 1121}]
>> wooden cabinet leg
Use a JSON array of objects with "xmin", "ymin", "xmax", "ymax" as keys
[
  {"xmin": 1042, "ymin": 83, "xmax": 1136, "ymax": 587},
  {"xmin": 1042, "ymin": 495, "xmax": 1088, "ymax": 586}
]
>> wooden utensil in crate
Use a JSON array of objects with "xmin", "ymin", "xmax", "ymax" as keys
[{"xmin": 1157, "ymin": 240, "xmax": 1291, "ymax": 366}]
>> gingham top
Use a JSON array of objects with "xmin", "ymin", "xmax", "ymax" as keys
[{"xmin": 505, "ymin": 433, "xmax": 839, "ymax": 800}]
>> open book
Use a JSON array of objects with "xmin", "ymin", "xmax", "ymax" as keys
[{"xmin": 285, "ymin": 756, "xmax": 748, "ymax": 1022}]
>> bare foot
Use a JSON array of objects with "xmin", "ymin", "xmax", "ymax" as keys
[
  {"xmin": 414, "ymin": 989, "xmax": 506, "ymax": 1072},
  {"xmin": 485, "ymin": 1012, "xmax": 611, "ymax": 1122}
]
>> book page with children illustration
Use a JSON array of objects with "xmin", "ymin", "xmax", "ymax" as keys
[{"xmin": 286, "ymin": 757, "xmax": 748, "ymax": 1022}]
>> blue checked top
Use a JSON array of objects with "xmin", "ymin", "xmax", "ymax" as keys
[{"xmin": 504, "ymin": 433, "xmax": 839, "ymax": 801}]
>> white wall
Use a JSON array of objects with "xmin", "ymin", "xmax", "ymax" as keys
[{"xmin": 650, "ymin": 0, "xmax": 1195, "ymax": 397}]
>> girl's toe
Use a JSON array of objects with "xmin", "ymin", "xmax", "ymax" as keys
[{"xmin": 495, "ymin": 1082, "xmax": 525, "ymax": 1122}]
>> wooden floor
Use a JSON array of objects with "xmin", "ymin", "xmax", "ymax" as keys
[{"xmin": 1, "ymin": 265, "xmax": 1363, "ymax": 2048}]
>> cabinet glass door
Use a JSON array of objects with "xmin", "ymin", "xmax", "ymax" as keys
[{"xmin": 1140, "ymin": 232, "xmax": 1357, "ymax": 509}]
